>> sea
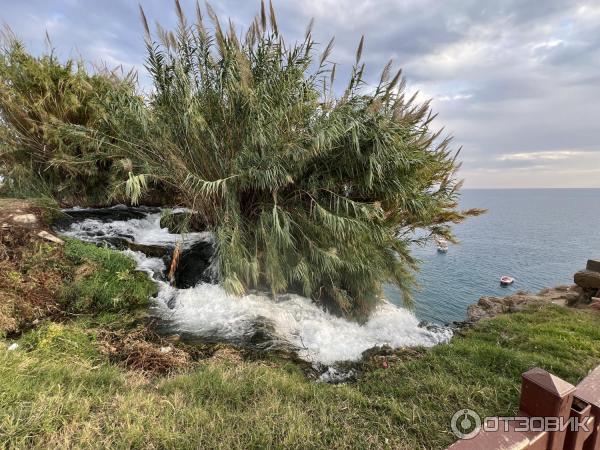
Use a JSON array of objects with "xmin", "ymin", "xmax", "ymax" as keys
[{"xmin": 386, "ymin": 189, "xmax": 600, "ymax": 325}]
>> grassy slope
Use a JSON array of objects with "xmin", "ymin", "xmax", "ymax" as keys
[
  {"xmin": 2, "ymin": 303, "xmax": 599, "ymax": 449},
  {"xmin": 0, "ymin": 235, "xmax": 156, "ymax": 338}
]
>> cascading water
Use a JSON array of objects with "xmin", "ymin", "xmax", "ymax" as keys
[{"xmin": 57, "ymin": 206, "xmax": 452, "ymax": 366}]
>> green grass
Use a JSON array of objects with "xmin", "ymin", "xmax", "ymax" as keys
[
  {"xmin": 60, "ymin": 239, "xmax": 158, "ymax": 313},
  {"xmin": 1, "ymin": 305, "xmax": 599, "ymax": 449}
]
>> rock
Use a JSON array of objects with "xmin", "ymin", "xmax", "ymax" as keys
[
  {"xmin": 12, "ymin": 214, "xmax": 37, "ymax": 224},
  {"xmin": 126, "ymin": 241, "xmax": 170, "ymax": 259},
  {"xmin": 37, "ymin": 230, "xmax": 64, "ymax": 244},
  {"xmin": 160, "ymin": 211, "xmax": 206, "ymax": 233},
  {"xmin": 564, "ymin": 291, "xmax": 582, "ymax": 306},
  {"xmin": 574, "ymin": 270, "xmax": 600, "ymax": 289},
  {"xmin": 586, "ymin": 259, "xmax": 600, "ymax": 273},
  {"xmin": 467, "ymin": 296, "xmax": 510, "ymax": 321},
  {"xmin": 53, "ymin": 206, "xmax": 156, "ymax": 230},
  {"xmin": 467, "ymin": 285, "xmax": 582, "ymax": 322},
  {"xmin": 172, "ymin": 240, "xmax": 216, "ymax": 288},
  {"xmin": 101, "ymin": 237, "xmax": 171, "ymax": 259},
  {"xmin": 566, "ymin": 285, "xmax": 597, "ymax": 305},
  {"xmin": 7, "ymin": 343, "xmax": 18, "ymax": 351},
  {"xmin": 590, "ymin": 298, "xmax": 600, "ymax": 310}
]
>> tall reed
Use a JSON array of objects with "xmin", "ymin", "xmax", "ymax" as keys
[{"xmin": 101, "ymin": 0, "xmax": 484, "ymax": 318}]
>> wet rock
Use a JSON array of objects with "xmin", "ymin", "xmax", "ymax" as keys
[
  {"xmin": 101, "ymin": 236, "xmax": 171, "ymax": 259},
  {"xmin": 53, "ymin": 206, "xmax": 158, "ymax": 229},
  {"xmin": 172, "ymin": 240, "xmax": 216, "ymax": 288},
  {"xmin": 127, "ymin": 241, "xmax": 171, "ymax": 259},
  {"xmin": 418, "ymin": 320, "xmax": 451, "ymax": 335},
  {"xmin": 574, "ymin": 270, "xmax": 600, "ymax": 289},
  {"xmin": 160, "ymin": 211, "xmax": 206, "ymax": 234},
  {"xmin": 162, "ymin": 293, "xmax": 177, "ymax": 310},
  {"xmin": 164, "ymin": 334, "xmax": 181, "ymax": 344},
  {"xmin": 317, "ymin": 366, "xmax": 358, "ymax": 384}
]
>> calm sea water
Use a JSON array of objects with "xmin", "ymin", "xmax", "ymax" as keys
[{"xmin": 386, "ymin": 189, "xmax": 600, "ymax": 325}]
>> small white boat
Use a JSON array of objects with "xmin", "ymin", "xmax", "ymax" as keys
[{"xmin": 500, "ymin": 276, "xmax": 514, "ymax": 286}]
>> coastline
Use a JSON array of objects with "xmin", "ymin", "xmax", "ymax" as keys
[{"xmin": 2, "ymin": 198, "xmax": 600, "ymax": 448}]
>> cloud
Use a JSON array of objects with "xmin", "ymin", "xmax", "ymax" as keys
[
  {"xmin": 0, "ymin": 0, "xmax": 599, "ymax": 188},
  {"xmin": 437, "ymin": 93, "xmax": 473, "ymax": 102},
  {"xmin": 496, "ymin": 151, "xmax": 586, "ymax": 162}
]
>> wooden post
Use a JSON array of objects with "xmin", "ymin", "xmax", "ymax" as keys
[
  {"xmin": 574, "ymin": 366, "xmax": 600, "ymax": 450},
  {"xmin": 520, "ymin": 367, "xmax": 576, "ymax": 450}
]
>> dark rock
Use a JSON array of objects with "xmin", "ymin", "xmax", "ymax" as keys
[
  {"xmin": 160, "ymin": 211, "xmax": 206, "ymax": 234},
  {"xmin": 127, "ymin": 241, "xmax": 171, "ymax": 259},
  {"xmin": 166, "ymin": 295, "xmax": 179, "ymax": 309},
  {"xmin": 172, "ymin": 240, "xmax": 216, "ymax": 288},
  {"xmin": 102, "ymin": 237, "xmax": 171, "ymax": 259},
  {"xmin": 574, "ymin": 270, "xmax": 600, "ymax": 289},
  {"xmin": 586, "ymin": 259, "xmax": 600, "ymax": 273},
  {"xmin": 53, "ymin": 205, "xmax": 159, "ymax": 230},
  {"xmin": 418, "ymin": 320, "xmax": 451, "ymax": 335}
]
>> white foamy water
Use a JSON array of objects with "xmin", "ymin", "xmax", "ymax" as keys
[
  {"xmin": 60, "ymin": 207, "xmax": 209, "ymax": 248},
  {"xmin": 151, "ymin": 281, "xmax": 451, "ymax": 364},
  {"xmin": 58, "ymin": 207, "xmax": 452, "ymax": 365}
]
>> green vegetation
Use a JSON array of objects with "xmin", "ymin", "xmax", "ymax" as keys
[
  {"xmin": 0, "ymin": 1, "xmax": 485, "ymax": 318},
  {"xmin": 104, "ymin": 2, "xmax": 482, "ymax": 317},
  {"xmin": 1, "ymin": 201, "xmax": 598, "ymax": 449},
  {"xmin": 0, "ymin": 29, "xmax": 137, "ymax": 204},
  {"xmin": 1, "ymin": 305, "xmax": 599, "ymax": 449},
  {"xmin": 60, "ymin": 239, "xmax": 157, "ymax": 313},
  {"xmin": 0, "ymin": 6, "xmax": 595, "ymax": 450},
  {"xmin": 0, "ymin": 219, "xmax": 156, "ymax": 338}
]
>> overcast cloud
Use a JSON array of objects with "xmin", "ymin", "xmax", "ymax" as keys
[{"xmin": 1, "ymin": 0, "xmax": 599, "ymax": 188}]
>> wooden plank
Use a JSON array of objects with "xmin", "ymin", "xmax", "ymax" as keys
[{"xmin": 576, "ymin": 366, "xmax": 600, "ymax": 410}]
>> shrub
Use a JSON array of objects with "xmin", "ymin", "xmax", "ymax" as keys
[
  {"xmin": 0, "ymin": 29, "xmax": 137, "ymax": 205},
  {"xmin": 103, "ymin": 1, "xmax": 481, "ymax": 318}
]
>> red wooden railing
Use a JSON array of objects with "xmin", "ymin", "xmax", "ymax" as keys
[{"xmin": 447, "ymin": 365, "xmax": 600, "ymax": 450}]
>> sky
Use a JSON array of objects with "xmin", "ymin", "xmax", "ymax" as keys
[{"xmin": 1, "ymin": 0, "xmax": 599, "ymax": 188}]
